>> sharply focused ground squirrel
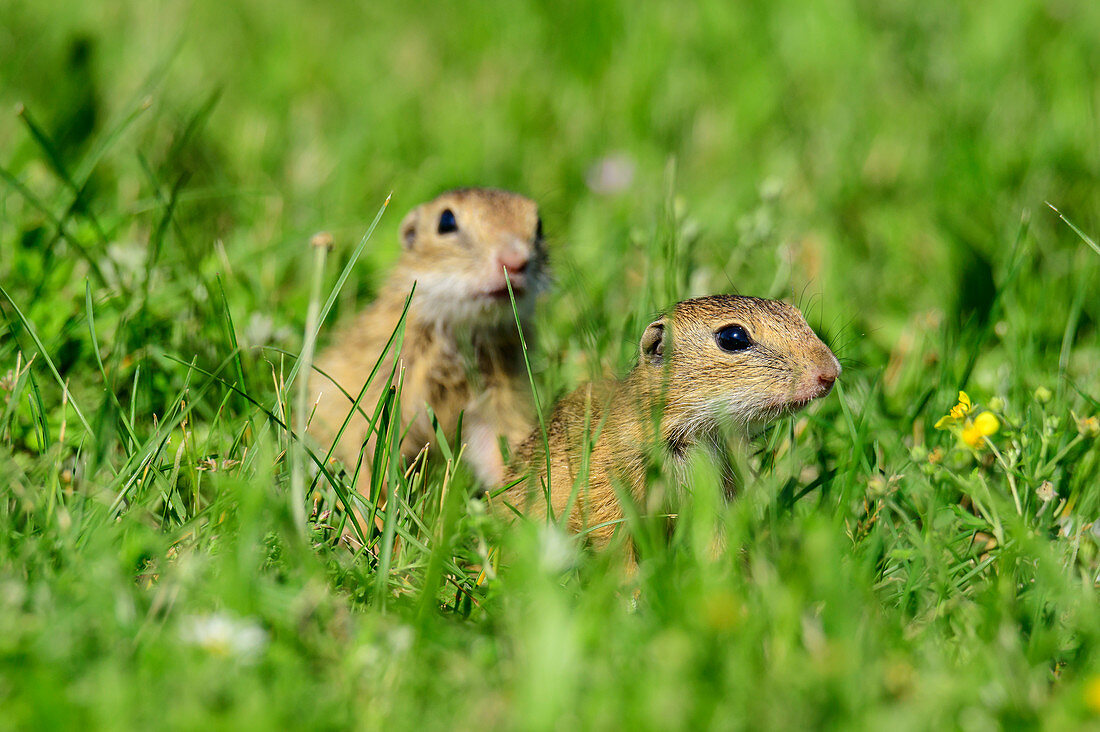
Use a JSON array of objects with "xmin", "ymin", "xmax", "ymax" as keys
[
  {"xmin": 503, "ymin": 294, "xmax": 840, "ymax": 545},
  {"xmin": 310, "ymin": 188, "xmax": 547, "ymax": 500}
]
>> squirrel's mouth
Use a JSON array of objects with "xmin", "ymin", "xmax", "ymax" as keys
[
  {"xmin": 785, "ymin": 376, "xmax": 836, "ymax": 407},
  {"xmin": 782, "ymin": 396, "xmax": 815, "ymax": 412},
  {"xmin": 483, "ymin": 286, "xmax": 525, "ymax": 300},
  {"xmin": 483, "ymin": 277, "xmax": 528, "ymax": 300},
  {"xmin": 760, "ymin": 392, "xmax": 818, "ymax": 419}
]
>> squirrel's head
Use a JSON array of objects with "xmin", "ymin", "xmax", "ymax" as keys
[
  {"xmin": 637, "ymin": 294, "xmax": 841, "ymax": 434},
  {"xmin": 395, "ymin": 188, "xmax": 548, "ymax": 325}
]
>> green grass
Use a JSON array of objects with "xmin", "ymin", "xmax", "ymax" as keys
[{"xmin": 2, "ymin": 0, "xmax": 1100, "ymax": 728}]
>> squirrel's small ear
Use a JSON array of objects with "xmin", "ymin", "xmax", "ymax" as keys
[
  {"xmin": 640, "ymin": 319, "xmax": 666, "ymax": 363},
  {"xmin": 399, "ymin": 208, "xmax": 419, "ymax": 249}
]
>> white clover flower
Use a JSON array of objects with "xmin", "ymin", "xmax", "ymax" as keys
[{"xmin": 180, "ymin": 612, "xmax": 267, "ymax": 663}]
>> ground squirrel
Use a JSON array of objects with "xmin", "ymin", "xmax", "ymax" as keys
[
  {"xmin": 310, "ymin": 187, "xmax": 547, "ymax": 501},
  {"xmin": 503, "ymin": 294, "xmax": 840, "ymax": 546}
]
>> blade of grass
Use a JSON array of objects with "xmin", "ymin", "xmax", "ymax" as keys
[
  {"xmin": 99, "ymin": 355, "xmax": 209, "ymax": 521},
  {"xmin": 165, "ymin": 88, "xmax": 223, "ymax": 171},
  {"xmin": 285, "ymin": 193, "xmax": 391, "ymax": 391},
  {"xmin": 16, "ymin": 104, "xmax": 111, "ymax": 245},
  {"xmin": 215, "ymin": 275, "xmax": 249, "ymax": 406},
  {"xmin": 559, "ymin": 385, "xmax": 611, "ymax": 533},
  {"xmin": 25, "ymin": 368, "xmax": 51, "ymax": 452},
  {"xmin": 72, "ymin": 96, "xmax": 153, "ymax": 188},
  {"xmin": 0, "ymin": 165, "xmax": 110, "ymax": 288},
  {"xmin": 145, "ymin": 171, "xmax": 188, "ymax": 296},
  {"xmin": 0, "ymin": 353, "xmax": 34, "ymax": 440},
  {"xmin": 291, "ymin": 233, "xmax": 333, "ymax": 538},
  {"xmin": 160, "ymin": 352, "xmax": 366, "ymax": 544},
  {"xmin": 300, "ymin": 286, "xmax": 412, "ymax": 529},
  {"xmin": 957, "ymin": 210, "xmax": 1030, "ymax": 391},
  {"xmin": 1048, "ymin": 202, "xmax": 1100, "ymax": 258},
  {"xmin": 504, "ymin": 269, "xmax": 554, "ymax": 521},
  {"xmin": 375, "ymin": 367, "xmax": 407, "ymax": 610},
  {"xmin": 0, "ymin": 283, "xmax": 92, "ymax": 436},
  {"xmin": 85, "ymin": 282, "xmax": 140, "ymax": 449}
]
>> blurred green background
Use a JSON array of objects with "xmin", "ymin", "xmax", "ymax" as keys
[
  {"xmin": 5, "ymin": 1, "xmax": 1098, "ymax": 355},
  {"xmin": 2, "ymin": 0, "xmax": 1100, "ymax": 728}
]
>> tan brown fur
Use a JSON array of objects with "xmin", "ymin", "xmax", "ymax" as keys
[
  {"xmin": 310, "ymin": 188, "xmax": 547, "ymax": 500},
  {"xmin": 504, "ymin": 294, "xmax": 841, "ymax": 546}
]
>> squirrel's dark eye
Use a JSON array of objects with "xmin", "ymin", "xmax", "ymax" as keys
[
  {"xmin": 438, "ymin": 209, "xmax": 458, "ymax": 234},
  {"xmin": 535, "ymin": 217, "xmax": 544, "ymax": 241},
  {"xmin": 715, "ymin": 324, "xmax": 753, "ymax": 353}
]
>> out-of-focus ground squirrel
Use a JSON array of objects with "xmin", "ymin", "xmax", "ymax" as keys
[
  {"xmin": 310, "ymin": 187, "xmax": 547, "ymax": 502},
  {"xmin": 503, "ymin": 294, "xmax": 840, "ymax": 546}
]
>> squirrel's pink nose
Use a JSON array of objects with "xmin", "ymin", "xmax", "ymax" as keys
[
  {"xmin": 815, "ymin": 358, "xmax": 840, "ymax": 394},
  {"xmin": 498, "ymin": 250, "xmax": 529, "ymax": 274}
]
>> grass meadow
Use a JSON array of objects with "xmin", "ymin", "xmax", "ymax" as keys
[{"xmin": 2, "ymin": 0, "xmax": 1100, "ymax": 728}]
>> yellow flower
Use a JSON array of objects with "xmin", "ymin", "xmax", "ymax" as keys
[
  {"xmin": 961, "ymin": 412, "xmax": 1000, "ymax": 448},
  {"xmin": 950, "ymin": 392, "xmax": 973, "ymax": 419},
  {"xmin": 935, "ymin": 392, "xmax": 1000, "ymax": 449},
  {"xmin": 935, "ymin": 391, "xmax": 974, "ymax": 429}
]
